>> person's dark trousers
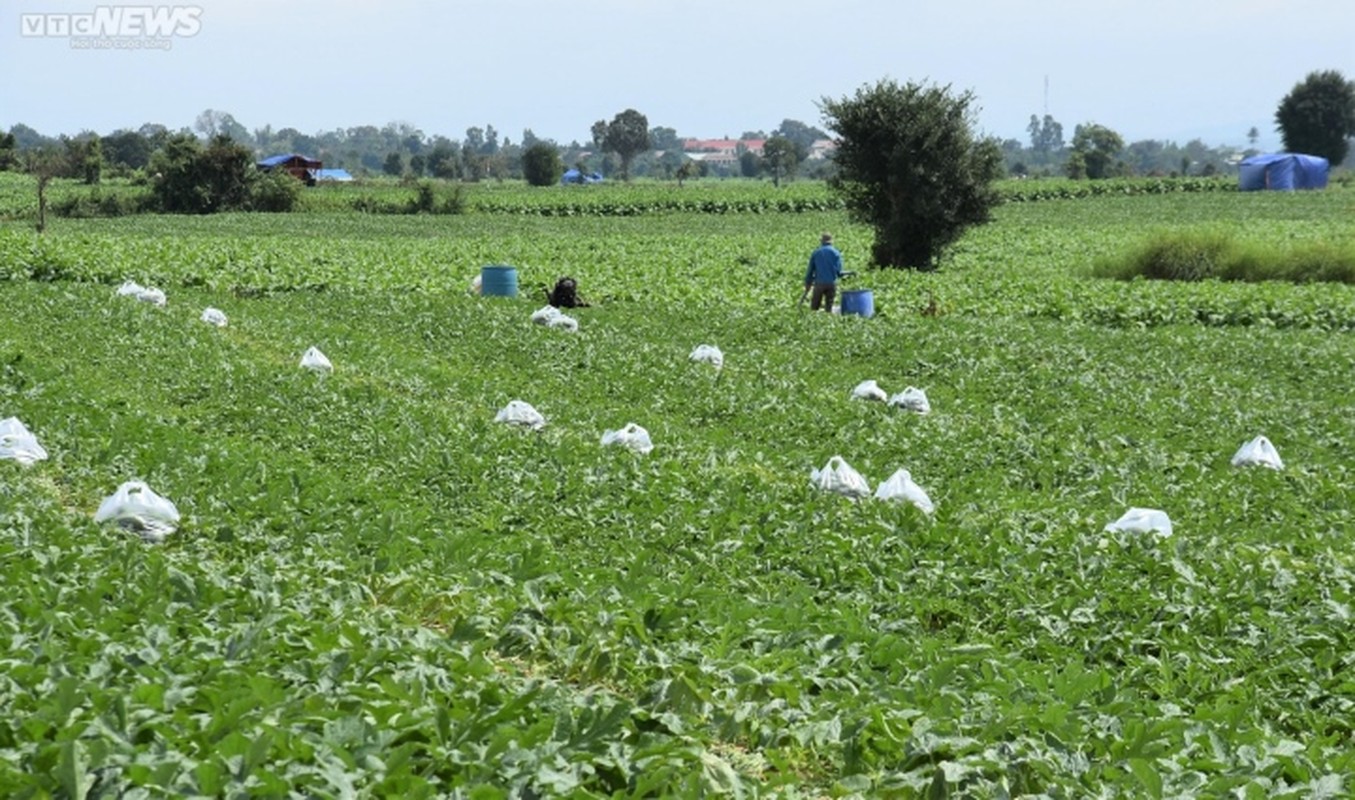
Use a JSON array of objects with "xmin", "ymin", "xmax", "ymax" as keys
[{"xmin": 810, "ymin": 282, "xmax": 836, "ymax": 312}]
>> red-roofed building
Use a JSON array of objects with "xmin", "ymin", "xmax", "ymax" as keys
[
  {"xmin": 680, "ymin": 138, "xmax": 766, "ymax": 168},
  {"xmin": 682, "ymin": 138, "xmax": 766, "ymax": 155},
  {"xmin": 807, "ymin": 139, "xmax": 837, "ymax": 160},
  {"xmin": 681, "ymin": 137, "xmax": 838, "ymax": 164}
]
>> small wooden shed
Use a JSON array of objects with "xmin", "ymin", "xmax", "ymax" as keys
[{"xmin": 257, "ymin": 153, "xmax": 322, "ymax": 184}]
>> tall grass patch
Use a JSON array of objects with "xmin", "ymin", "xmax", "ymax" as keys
[
  {"xmin": 1096, "ymin": 227, "xmax": 1355, "ymax": 285},
  {"xmin": 1262, "ymin": 241, "xmax": 1355, "ymax": 284}
]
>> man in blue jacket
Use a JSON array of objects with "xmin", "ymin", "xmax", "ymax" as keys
[{"xmin": 803, "ymin": 233, "xmax": 843, "ymax": 312}]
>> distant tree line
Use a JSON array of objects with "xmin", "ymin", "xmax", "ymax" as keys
[
  {"xmin": 0, "ymin": 109, "xmax": 836, "ymax": 186},
  {"xmin": 1002, "ymin": 70, "xmax": 1355, "ymax": 178},
  {"xmin": 1004, "ymin": 116, "xmax": 1260, "ymax": 179},
  {"xmin": 1, "ymin": 67, "xmax": 1348, "ymax": 203}
]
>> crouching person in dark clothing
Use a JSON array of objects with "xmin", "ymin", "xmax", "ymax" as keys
[{"xmin": 545, "ymin": 277, "xmax": 589, "ymax": 308}]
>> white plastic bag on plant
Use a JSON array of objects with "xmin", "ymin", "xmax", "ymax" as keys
[
  {"xmin": 547, "ymin": 313, "xmax": 578, "ymax": 332},
  {"xmin": 300, "ymin": 346, "xmax": 333, "ymax": 373},
  {"xmin": 94, "ymin": 480, "xmax": 181, "ymax": 543},
  {"xmin": 116, "ymin": 280, "xmax": 145, "ymax": 296},
  {"xmin": 851, "ymin": 379, "xmax": 887, "ymax": 402},
  {"xmin": 888, "ymin": 386, "xmax": 931, "ymax": 414},
  {"xmin": 690, "ymin": 344, "xmax": 724, "ymax": 369},
  {"xmin": 873, "ymin": 468, "xmax": 934, "ymax": 514},
  {"xmin": 810, "ymin": 455, "xmax": 871, "ymax": 499},
  {"xmin": 1104, "ymin": 507, "xmax": 1173, "ymax": 539},
  {"xmin": 531, "ymin": 305, "xmax": 561, "ymax": 325},
  {"xmin": 601, "ymin": 422, "xmax": 653, "ymax": 454},
  {"xmin": 200, "ymin": 307, "xmax": 228, "ymax": 327},
  {"xmin": 1231, "ymin": 435, "xmax": 1283, "ymax": 470},
  {"xmin": 136, "ymin": 287, "xmax": 167, "ymax": 306},
  {"xmin": 0, "ymin": 417, "xmax": 48, "ymax": 466},
  {"xmin": 494, "ymin": 400, "xmax": 546, "ymax": 430}
]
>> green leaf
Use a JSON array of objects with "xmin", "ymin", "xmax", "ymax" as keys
[
  {"xmin": 195, "ymin": 760, "xmax": 225, "ymax": 796},
  {"xmin": 57, "ymin": 740, "xmax": 94, "ymax": 800},
  {"xmin": 700, "ymin": 751, "xmax": 744, "ymax": 797},
  {"xmin": 1127, "ymin": 758, "xmax": 1163, "ymax": 799},
  {"xmin": 926, "ymin": 765, "xmax": 950, "ymax": 800}
]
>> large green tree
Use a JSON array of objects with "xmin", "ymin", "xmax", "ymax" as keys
[
  {"xmin": 78, "ymin": 135, "xmax": 102, "ymax": 184},
  {"xmin": 1275, "ymin": 69, "xmax": 1355, "ymax": 165},
  {"xmin": 773, "ymin": 118, "xmax": 828, "ymax": 161},
  {"xmin": 101, "ymin": 129, "xmax": 153, "ymax": 170},
  {"xmin": 648, "ymin": 126, "xmax": 680, "ymax": 152},
  {"xmin": 591, "ymin": 109, "xmax": 650, "ymax": 181},
  {"xmin": 1068, "ymin": 123, "xmax": 1125, "ymax": 179},
  {"xmin": 675, "ymin": 159, "xmax": 701, "ymax": 187},
  {"xmin": 760, "ymin": 136, "xmax": 799, "ymax": 187},
  {"xmin": 522, "ymin": 142, "xmax": 564, "ymax": 186},
  {"xmin": 193, "ymin": 109, "xmax": 249, "ymax": 143},
  {"xmin": 738, "ymin": 148, "xmax": 760, "ymax": 178},
  {"xmin": 426, "ymin": 138, "xmax": 460, "ymax": 180},
  {"xmin": 1026, "ymin": 114, "xmax": 1064, "ymax": 164},
  {"xmin": 820, "ymin": 79, "xmax": 1003, "ymax": 270},
  {"xmin": 0, "ymin": 132, "xmax": 16, "ymax": 171}
]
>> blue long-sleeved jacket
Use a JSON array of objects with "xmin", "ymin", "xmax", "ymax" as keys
[{"xmin": 805, "ymin": 244, "xmax": 843, "ymax": 286}]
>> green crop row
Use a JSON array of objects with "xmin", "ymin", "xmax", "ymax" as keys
[
  {"xmin": 464, "ymin": 176, "xmax": 1240, "ymax": 216},
  {"xmin": 0, "ymin": 171, "xmax": 1258, "ymax": 223},
  {"xmin": 471, "ymin": 195, "xmax": 845, "ymax": 216},
  {"xmin": 1000, "ymin": 175, "xmax": 1237, "ymax": 202}
]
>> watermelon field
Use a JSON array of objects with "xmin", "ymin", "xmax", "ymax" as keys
[{"xmin": 2, "ymin": 179, "xmax": 1355, "ymax": 797}]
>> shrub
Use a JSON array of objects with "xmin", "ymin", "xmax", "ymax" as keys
[
  {"xmin": 1278, "ymin": 242, "xmax": 1355, "ymax": 284},
  {"xmin": 410, "ymin": 181, "xmax": 437, "ymax": 213},
  {"xmin": 1095, "ymin": 229, "xmax": 1234, "ymax": 281},
  {"xmin": 350, "ymin": 181, "xmax": 465, "ymax": 215},
  {"xmin": 249, "ymin": 168, "xmax": 302, "ymax": 212},
  {"xmin": 408, "ymin": 181, "xmax": 464, "ymax": 214},
  {"xmin": 148, "ymin": 134, "xmax": 255, "ymax": 214},
  {"xmin": 50, "ymin": 187, "xmax": 145, "ymax": 218},
  {"xmin": 349, "ymin": 194, "xmax": 393, "ymax": 214},
  {"xmin": 1215, "ymin": 242, "xmax": 1269, "ymax": 283}
]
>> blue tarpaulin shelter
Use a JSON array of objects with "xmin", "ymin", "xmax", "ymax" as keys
[
  {"xmin": 561, "ymin": 169, "xmax": 603, "ymax": 185},
  {"xmin": 1238, "ymin": 153, "xmax": 1328, "ymax": 191}
]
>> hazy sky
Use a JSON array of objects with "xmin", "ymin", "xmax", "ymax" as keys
[{"xmin": 3, "ymin": 0, "xmax": 1350, "ymax": 150}]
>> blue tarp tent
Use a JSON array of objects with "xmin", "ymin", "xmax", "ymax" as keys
[
  {"xmin": 561, "ymin": 169, "xmax": 603, "ymax": 185},
  {"xmin": 1239, "ymin": 153, "xmax": 1328, "ymax": 191}
]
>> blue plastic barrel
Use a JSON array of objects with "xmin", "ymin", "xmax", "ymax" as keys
[
  {"xmin": 840, "ymin": 289, "xmax": 875, "ymax": 318},
  {"xmin": 480, "ymin": 265, "xmax": 519, "ymax": 298}
]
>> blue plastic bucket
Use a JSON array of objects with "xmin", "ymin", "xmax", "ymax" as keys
[
  {"xmin": 480, "ymin": 265, "xmax": 518, "ymax": 298},
  {"xmin": 840, "ymin": 289, "xmax": 875, "ymax": 318}
]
